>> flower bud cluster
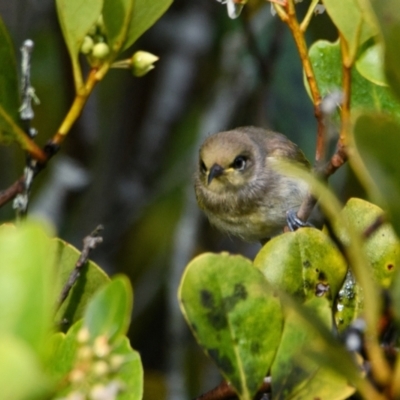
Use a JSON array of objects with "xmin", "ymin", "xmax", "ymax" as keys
[
  {"xmin": 56, "ymin": 328, "xmax": 127, "ymax": 400},
  {"xmin": 80, "ymin": 15, "xmax": 110, "ymax": 62}
]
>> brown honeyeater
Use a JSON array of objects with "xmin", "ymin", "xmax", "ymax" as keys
[{"xmin": 194, "ymin": 126, "xmax": 310, "ymax": 242}]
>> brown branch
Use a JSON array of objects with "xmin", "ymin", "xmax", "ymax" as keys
[
  {"xmin": 0, "ymin": 177, "xmax": 25, "ymax": 206},
  {"xmin": 284, "ymin": 0, "xmax": 324, "ymax": 162},
  {"xmin": 296, "ymin": 34, "xmax": 353, "ymax": 223},
  {"xmin": 0, "ymin": 68, "xmax": 101, "ymax": 209},
  {"xmin": 339, "ymin": 33, "xmax": 351, "ymax": 147},
  {"xmin": 57, "ymin": 224, "xmax": 104, "ymax": 309}
]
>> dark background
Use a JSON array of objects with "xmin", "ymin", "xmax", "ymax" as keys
[{"xmin": 0, "ymin": 1, "xmax": 356, "ymax": 398}]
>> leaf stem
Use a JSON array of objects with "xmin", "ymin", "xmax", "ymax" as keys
[
  {"xmin": 0, "ymin": 105, "xmax": 46, "ymax": 162},
  {"xmin": 52, "ymin": 68, "xmax": 99, "ymax": 146},
  {"xmin": 299, "ymin": 0, "xmax": 320, "ymax": 32},
  {"xmin": 339, "ymin": 34, "xmax": 351, "ymax": 146}
]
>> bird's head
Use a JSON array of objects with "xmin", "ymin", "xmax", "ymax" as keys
[{"xmin": 197, "ymin": 131, "xmax": 259, "ymax": 193}]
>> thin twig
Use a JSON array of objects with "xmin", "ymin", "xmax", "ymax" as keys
[
  {"xmin": 296, "ymin": 33, "xmax": 352, "ymax": 223},
  {"xmin": 52, "ymin": 68, "xmax": 99, "ymax": 146},
  {"xmin": 363, "ymin": 215, "xmax": 386, "ymax": 239},
  {"xmin": 14, "ymin": 39, "xmax": 40, "ymax": 218},
  {"xmin": 284, "ymin": 1, "xmax": 324, "ymax": 160},
  {"xmin": 0, "ymin": 68, "xmax": 100, "ymax": 209},
  {"xmin": 57, "ymin": 225, "xmax": 104, "ymax": 309},
  {"xmin": 299, "ymin": 0, "xmax": 320, "ymax": 32},
  {"xmin": 20, "ymin": 39, "xmax": 38, "ymax": 123}
]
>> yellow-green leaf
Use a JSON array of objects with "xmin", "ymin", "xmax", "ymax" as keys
[
  {"xmin": 254, "ymin": 229, "xmax": 347, "ymax": 304},
  {"xmin": 179, "ymin": 252, "xmax": 283, "ymax": 400}
]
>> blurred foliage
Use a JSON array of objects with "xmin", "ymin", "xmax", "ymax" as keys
[{"xmin": 2, "ymin": 0, "xmax": 400, "ymax": 399}]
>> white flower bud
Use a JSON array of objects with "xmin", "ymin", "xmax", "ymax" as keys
[
  {"xmin": 131, "ymin": 51, "xmax": 159, "ymax": 77},
  {"xmin": 77, "ymin": 327, "xmax": 90, "ymax": 343},
  {"xmin": 93, "ymin": 335, "xmax": 110, "ymax": 358},
  {"xmin": 92, "ymin": 42, "xmax": 110, "ymax": 59},
  {"xmin": 92, "ymin": 360, "xmax": 109, "ymax": 377},
  {"xmin": 80, "ymin": 36, "xmax": 94, "ymax": 55}
]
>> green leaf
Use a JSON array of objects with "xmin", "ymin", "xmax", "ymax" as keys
[
  {"xmin": 103, "ymin": 0, "xmax": 135, "ymax": 56},
  {"xmin": 114, "ymin": 337, "xmax": 143, "ymax": 400},
  {"xmin": 307, "ymin": 40, "xmax": 400, "ymax": 120},
  {"xmin": 55, "ymin": 0, "xmax": 103, "ymax": 90},
  {"xmin": 352, "ymin": 113, "xmax": 400, "ymax": 238},
  {"xmin": 49, "ymin": 321, "xmax": 143, "ymax": 400},
  {"xmin": 336, "ymin": 198, "xmax": 400, "ymax": 288},
  {"xmin": 122, "ymin": 0, "xmax": 173, "ymax": 51},
  {"xmin": 254, "ymin": 229, "xmax": 347, "ymax": 304},
  {"xmin": 271, "ymin": 297, "xmax": 354, "ymax": 400},
  {"xmin": 54, "ymin": 238, "xmax": 110, "ymax": 331},
  {"xmin": 47, "ymin": 325, "xmax": 80, "ymax": 381},
  {"xmin": 369, "ymin": 0, "xmax": 400, "ymax": 101},
  {"xmin": 0, "ymin": 16, "xmax": 23, "ymax": 143},
  {"xmin": 355, "ymin": 42, "xmax": 387, "ymax": 86},
  {"xmin": 0, "ymin": 222, "xmax": 57, "ymax": 358},
  {"xmin": 178, "ymin": 253, "xmax": 283, "ymax": 400},
  {"xmin": 83, "ymin": 275, "xmax": 133, "ymax": 341},
  {"xmin": 323, "ymin": 0, "xmax": 378, "ymax": 58},
  {"xmin": 306, "ymin": 40, "xmax": 400, "ymax": 120},
  {"xmin": 0, "ymin": 335, "xmax": 52, "ymax": 400}
]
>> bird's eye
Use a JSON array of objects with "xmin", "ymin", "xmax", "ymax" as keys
[
  {"xmin": 200, "ymin": 159, "xmax": 207, "ymax": 173},
  {"xmin": 232, "ymin": 156, "xmax": 247, "ymax": 171}
]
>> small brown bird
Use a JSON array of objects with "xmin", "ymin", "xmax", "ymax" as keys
[{"xmin": 194, "ymin": 126, "xmax": 310, "ymax": 242}]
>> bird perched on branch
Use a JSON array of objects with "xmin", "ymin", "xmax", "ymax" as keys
[{"xmin": 194, "ymin": 126, "xmax": 310, "ymax": 242}]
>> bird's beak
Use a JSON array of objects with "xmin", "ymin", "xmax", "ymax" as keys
[{"xmin": 208, "ymin": 163, "xmax": 224, "ymax": 185}]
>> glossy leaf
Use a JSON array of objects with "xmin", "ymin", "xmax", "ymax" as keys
[
  {"xmin": 355, "ymin": 42, "xmax": 387, "ymax": 86},
  {"xmin": 179, "ymin": 253, "xmax": 283, "ymax": 400},
  {"xmin": 336, "ymin": 198, "xmax": 400, "ymax": 288},
  {"xmin": 83, "ymin": 275, "xmax": 133, "ymax": 341},
  {"xmin": 0, "ymin": 222, "xmax": 56, "ymax": 358},
  {"xmin": 0, "ymin": 335, "xmax": 51, "ymax": 400},
  {"xmin": 55, "ymin": 0, "xmax": 103, "ymax": 90},
  {"xmin": 353, "ymin": 113, "xmax": 400, "ymax": 238},
  {"xmin": 369, "ymin": 0, "xmax": 400, "ymax": 101},
  {"xmin": 0, "ymin": 16, "xmax": 20, "ymax": 143},
  {"xmin": 271, "ymin": 297, "xmax": 354, "ymax": 400},
  {"xmin": 54, "ymin": 238, "xmax": 110, "ymax": 331},
  {"xmin": 323, "ymin": 0, "xmax": 378, "ymax": 58},
  {"xmin": 103, "ymin": 0, "xmax": 135, "ymax": 56},
  {"xmin": 122, "ymin": 0, "xmax": 173, "ymax": 51},
  {"xmin": 307, "ymin": 40, "xmax": 400, "ymax": 120},
  {"xmin": 254, "ymin": 229, "xmax": 347, "ymax": 304}
]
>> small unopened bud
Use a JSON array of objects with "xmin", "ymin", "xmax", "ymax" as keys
[
  {"xmin": 109, "ymin": 355, "xmax": 125, "ymax": 370},
  {"xmin": 81, "ymin": 36, "xmax": 94, "ymax": 54},
  {"xmin": 131, "ymin": 51, "xmax": 159, "ymax": 77},
  {"xmin": 92, "ymin": 42, "xmax": 110, "ymax": 59},
  {"xmin": 92, "ymin": 360, "xmax": 109, "ymax": 377},
  {"xmin": 93, "ymin": 335, "xmax": 110, "ymax": 358},
  {"xmin": 69, "ymin": 368, "xmax": 85, "ymax": 383},
  {"xmin": 77, "ymin": 327, "xmax": 90, "ymax": 344},
  {"xmin": 90, "ymin": 381, "xmax": 123, "ymax": 400},
  {"xmin": 66, "ymin": 391, "xmax": 85, "ymax": 400},
  {"xmin": 77, "ymin": 346, "xmax": 93, "ymax": 361}
]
